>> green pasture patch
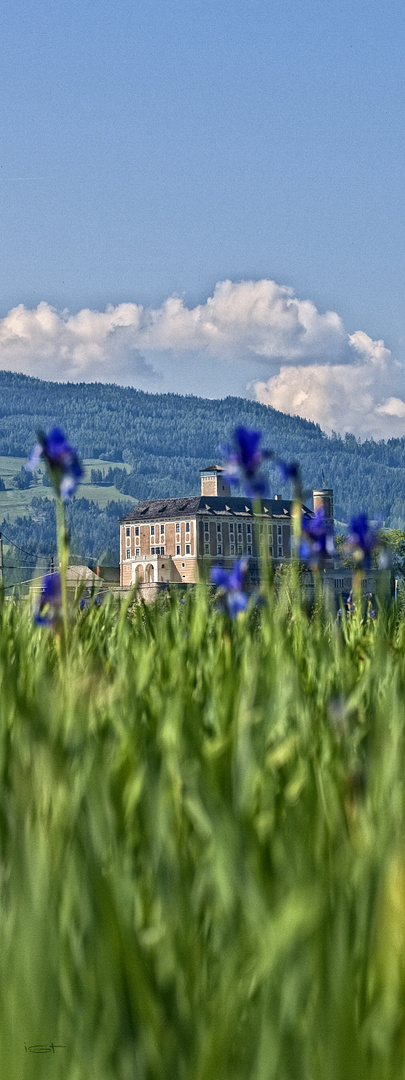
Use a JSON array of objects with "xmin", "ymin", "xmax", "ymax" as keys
[
  {"xmin": 80, "ymin": 457, "xmax": 132, "ymax": 480},
  {"xmin": 0, "ymin": 454, "xmax": 26, "ymax": 480},
  {"xmin": 0, "ymin": 456, "xmax": 135, "ymax": 523},
  {"xmin": 76, "ymin": 482, "xmax": 136, "ymax": 508}
]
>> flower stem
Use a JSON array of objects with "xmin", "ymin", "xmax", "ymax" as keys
[{"xmin": 56, "ymin": 496, "xmax": 69, "ymax": 649}]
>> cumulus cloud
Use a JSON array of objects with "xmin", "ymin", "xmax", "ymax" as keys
[
  {"xmin": 252, "ymin": 334, "xmax": 405, "ymax": 440},
  {"xmin": 0, "ymin": 279, "xmax": 404, "ymax": 439},
  {"xmin": 0, "ymin": 279, "xmax": 354, "ymax": 379}
]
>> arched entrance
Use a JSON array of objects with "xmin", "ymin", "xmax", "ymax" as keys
[
  {"xmin": 145, "ymin": 563, "xmax": 154, "ymax": 583},
  {"xmin": 134, "ymin": 564, "xmax": 144, "ymax": 583}
]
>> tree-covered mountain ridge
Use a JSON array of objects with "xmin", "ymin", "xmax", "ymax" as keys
[{"xmin": 1, "ymin": 369, "xmax": 405, "ymax": 525}]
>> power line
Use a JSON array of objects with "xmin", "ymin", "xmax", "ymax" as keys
[
  {"xmin": 1, "ymin": 530, "xmax": 102, "ymax": 565},
  {"xmin": 3, "ymin": 564, "xmax": 50, "ymax": 570},
  {"xmin": 0, "ymin": 528, "xmax": 55, "ymax": 560}
]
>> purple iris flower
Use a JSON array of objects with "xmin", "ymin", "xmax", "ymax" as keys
[
  {"xmin": 33, "ymin": 572, "xmax": 62, "ymax": 627},
  {"xmin": 222, "ymin": 426, "xmax": 273, "ymax": 497},
  {"xmin": 299, "ymin": 508, "xmax": 335, "ymax": 567},
  {"xmin": 275, "ymin": 458, "xmax": 302, "ymax": 499},
  {"xmin": 79, "ymin": 592, "xmax": 102, "ymax": 611},
  {"xmin": 210, "ymin": 557, "xmax": 249, "ymax": 617},
  {"xmin": 346, "ymin": 514, "xmax": 379, "ymax": 569},
  {"xmin": 27, "ymin": 427, "xmax": 83, "ymax": 501}
]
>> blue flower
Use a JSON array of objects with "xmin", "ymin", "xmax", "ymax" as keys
[
  {"xmin": 346, "ymin": 513, "xmax": 379, "ymax": 569},
  {"xmin": 79, "ymin": 590, "xmax": 102, "ymax": 612},
  {"xmin": 299, "ymin": 508, "xmax": 335, "ymax": 567},
  {"xmin": 27, "ymin": 427, "xmax": 83, "ymax": 501},
  {"xmin": 33, "ymin": 572, "xmax": 62, "ymax": 627},
  {"xmin": 222, "ymin": 426, "xmax": 273, "ymax": 497},
  {"xmin": 210, "ymin": 557, "xmax": 249, "ymax": 617},
  {"xmin": 276, "ymin": 459, "xmax": 299, "ymax": 484},
  {"xmin": 275, "ymin": 458, "xmax": 302, "ymax": 499}
]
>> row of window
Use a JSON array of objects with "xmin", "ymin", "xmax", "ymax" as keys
[
  {"xmin": 126, "ymin": 520, "xmax": 287, "ymax": 538},
  {"xmin": 125, "ymin": 544, "xmax": 192, "ymax": 560},
  {"xmin": 205, "ymin": 521, "xmax": 252, "ymax": 535},
  {"xmin": 203, "ymin": 540, "xmax": 253, "ymax": 556},
  {"xmin": 126, "ymin": 522, "xmax": 191, "ymax": 539}
]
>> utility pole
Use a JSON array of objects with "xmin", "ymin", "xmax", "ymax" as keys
[{"xmin": 0, "ymin": 531, "xmax": 3, "ymax": 588}]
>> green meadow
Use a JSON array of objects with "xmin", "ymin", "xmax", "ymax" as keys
[
  {"xmin": 0, "ymin": 457, "xmax": 135, "ymax": 523},
  {"xmin": 2, "ymin": 578, "xmax": 405, "ymax": 1079}
]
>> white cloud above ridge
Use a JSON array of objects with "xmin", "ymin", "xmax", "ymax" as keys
[{"xmin": 0, "ymin": 279, "xmax": 404, "ymax": 440}]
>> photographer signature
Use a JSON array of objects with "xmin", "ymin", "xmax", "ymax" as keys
[{"xmin": 24, "ymin": 1043, "xmax": 66, "ymax": 1054}]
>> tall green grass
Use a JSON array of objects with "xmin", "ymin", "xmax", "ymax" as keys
[{"xmin": 1, "ymin": 582, "xmax": 405, "ymax": 1079}]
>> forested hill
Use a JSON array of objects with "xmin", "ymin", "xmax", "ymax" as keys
[{"xmin": 1, "ymin": 369, "xmax": 405, "ymax": 525}]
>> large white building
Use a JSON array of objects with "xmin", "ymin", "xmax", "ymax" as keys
[{"xmin": 119, "ymin": 465, "xmax": 325, "ymax": 587}]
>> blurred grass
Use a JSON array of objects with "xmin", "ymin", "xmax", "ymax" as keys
[{"xmin": 1, "ymin": 580, "xmax": 405, "ymax": 1078}]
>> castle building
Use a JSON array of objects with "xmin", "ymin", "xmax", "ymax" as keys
[{"xmin": 119, "ymin": 465, "xmax": 313, "ymax": 587}]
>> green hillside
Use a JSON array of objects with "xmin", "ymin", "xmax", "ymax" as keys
[{"xmin": 0, "ymin": 370, "xmax": 405, "ymax": 580}]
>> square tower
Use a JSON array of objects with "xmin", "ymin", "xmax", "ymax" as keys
[{"xmin": 200, "ymin": 465, "xmax": 231, "ymax": 497}]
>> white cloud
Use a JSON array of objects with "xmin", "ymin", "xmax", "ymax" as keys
[
  {"xmin": 0, "ymin": 280, "xmax": 404, "ymax": 439},
  {"xmin": 0, "ymin": 280, "xmax": 353, "ymax": 379},
  {"xmin": 252, "ymin": 346, "xmax": 405, "ymax": 441}
]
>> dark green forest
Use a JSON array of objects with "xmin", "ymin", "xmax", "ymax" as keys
[
  {"xmin": 0, "ymin": 369, "xmax": 405, "ymax": 572},
  {"xmin": 1, "ymin": 497, "xmax": 133, "ymax": 583}
]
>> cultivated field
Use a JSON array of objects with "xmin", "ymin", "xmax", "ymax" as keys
[{"xmin": 1, "ymin": 578, "xmax": 405, "ymax": 1079}]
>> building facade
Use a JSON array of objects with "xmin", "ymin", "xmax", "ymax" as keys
[{"xmin": 120, "ymin": 465, "xmax": 307, "ymax": 587}]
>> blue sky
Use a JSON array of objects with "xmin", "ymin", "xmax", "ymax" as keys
[{"xmin": 1, "ymin": 0, "xmax": 405, "ymax": 438}]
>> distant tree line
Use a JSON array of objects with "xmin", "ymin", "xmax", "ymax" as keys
[
  {"xmin": 1, "ymin": 496, "xmax": 133, "ymax": 573},
  {"xmin": 90, "ymin": 466, "xmax": 127, "ymax": 489},
  {"xmin": 0, "ymin": 370, "xmax": 405, "ymax": 525}
]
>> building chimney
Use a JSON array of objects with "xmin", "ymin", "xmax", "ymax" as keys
[
  {"xmin": 200, "ymin": 465, "xmax": 231, "ymax": 497},
  {"xmin": 313, "ymin": 488, "xmax": 334, "ymax": 523}
]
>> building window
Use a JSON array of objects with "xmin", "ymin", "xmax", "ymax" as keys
[
  {"xmin": 186, "ymin": 522, "xmax": 190, "ymax": 533},
  {"xmin": 136, "ymin": 547, "xmax": 140, "ymax": 557},
  {"xmin": 277, "ymin": 525, "xmax": 282, "ymax": 537},
  {"xmin": 126, "ymin": 527, "xmax": 130, "ymax": 538},
  {"xmin": 161, "ymin": 546, "xmax": 165, "ymax": 555},
  {"xmin": 182, "ymin": 563, "xmax": 185, "ymax": 568},
  {"xmin": 229, "ymin": 522, "xmax": 234, "ymax": 534},
  {"xmin": 126, "ymin": 548, "xmax": 130, "ymax": 559},
  {"xmin": 230, "ymin": 543, "xmax": 235, "ymax": 555},
  {"xmin": 135, "ymin": 526, "xmax": 139, "ymax": 537},
  {"xmin": 204, "ymin": 542, "xmax": 210, "ymax": 555},
  {"xmin": 237, "ymin": 523, "xmax": 242, "ymax": 535},
  {"xmin": 151, "ymin": 525, "xmax": 155, "ymax": 536},
  {"xmin": 247, "ymin": 544, "xmax": 252, "ymax": 555},
  {"xmin": 176, "ymin": 545, "xmax": 180, "ymax": 555},
  {"xmin": 151, "ymin": 546, "xmax": 155, "ymax": 555},
  {"xmin": 186, "ymin": 544, "xmax": 190, "ymax": 554},
  {"xmin": 217, "ymin": 544, "xmax": 222, "ymax": 555},
  {"xmin": 246, "ymin": 522, "xmax": 252, "ymax": 536},
  {"xmin": 176, "ymin": 523, "xmax": 180, "ymax": 532},
  {"xmin": 217, "ymin": 523, "xmax": 222, "ymax": 533},
  {"xmin": 278, "ymin": 546, "xmax": 283, "ymax": 558},
  {"xmin": 160, "ymin": 523, "xmax": 165, "ymax": 535}
]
